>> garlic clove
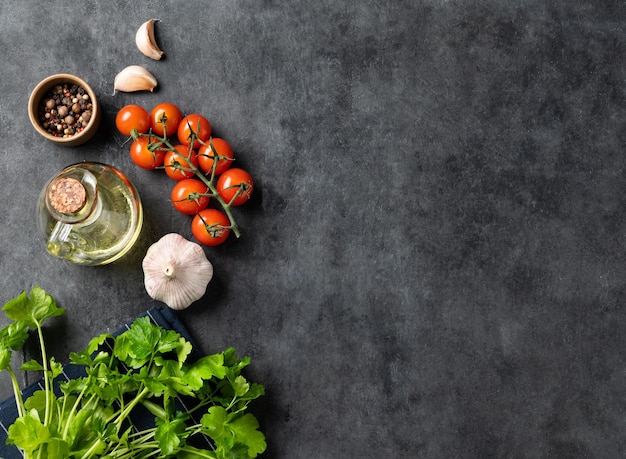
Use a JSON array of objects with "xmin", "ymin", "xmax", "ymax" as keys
[
  {"xmin": 142, "ymin": 233, "xmax": 213, "ymax": 310},
  {"xmin": 135, "ymin": 18, "xmax": 164, "ymax": 60},
  {"xmin": 113, "ymin": 65, "xmax": 158, "ymax": 93}
]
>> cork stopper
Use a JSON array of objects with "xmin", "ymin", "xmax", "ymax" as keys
[{"xmin": 48, "ymin": 177, "xmax": 87, "ymax": 214}]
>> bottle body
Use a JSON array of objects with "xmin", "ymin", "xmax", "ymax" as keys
[{"xmin": 37, "ymin": 162, "xmax": 143, "ymax": 265}]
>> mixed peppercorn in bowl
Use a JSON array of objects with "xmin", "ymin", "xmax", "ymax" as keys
[{"xmin": 28, "ymin": 73, "xmax": 101, "ymax": 147}]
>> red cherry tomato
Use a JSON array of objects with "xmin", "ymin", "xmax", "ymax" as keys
[
  {"xmin": 163, "ymin": 145, "xmax": 199, "ymax": 180},
  {"xmin": 116, "ymin": 104, "xmax": 150, "ymax": 137},
  {"xmin": 171, "ymin": 178, "xmax": 210, "ymax": 215},
  {"xmin": 191, "ymin": 209, "xmax": 231, "ymax": 246},
  {"xmin": 198, "ymin": 138, "xmax": 235, "ymax": 176},
  {"xmin": 150, "ymin": 102, "xmax": 183, "ymax": 137},
  {"xmin": 129, "ymin": 135, "xmax": 165, "ymax": 170},
  {"xmin": 216, "ymin": 168, "xmax": 254, "ymax": 206},
  {"xmin": 177, "ymin": 114, "xmax": 212, "ymax": 148}
]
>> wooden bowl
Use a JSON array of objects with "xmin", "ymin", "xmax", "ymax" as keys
[{"xmin": 28, "ymin": 74, "xmax": 101, "ymax": 147}]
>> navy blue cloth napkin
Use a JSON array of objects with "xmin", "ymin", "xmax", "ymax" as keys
[{"xmin": 0, "ymin": 306, "xmax": 203, "ymax": 459}]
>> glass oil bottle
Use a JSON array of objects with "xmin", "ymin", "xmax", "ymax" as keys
[{"xmin": 36, "ymin": 162, "xmax": 143, "ymax": 265}]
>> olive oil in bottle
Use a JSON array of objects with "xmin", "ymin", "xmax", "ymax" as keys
[{"xmin": 37, "ymin": 162, "xmax": 143, "ymax": 265}]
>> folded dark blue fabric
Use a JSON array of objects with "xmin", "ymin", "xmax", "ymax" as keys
[{"xmin": 0, "ymin": 306, "xmax": 203, "ymax": 459}]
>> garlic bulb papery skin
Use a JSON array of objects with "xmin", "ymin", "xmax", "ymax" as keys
[
  {"xmin": 142, "ymin": 233, "xmax": 213, "ymax": 310},
  {"xmin": 136, "ymin": 19, "xmax": 164, "ymax": 60}
]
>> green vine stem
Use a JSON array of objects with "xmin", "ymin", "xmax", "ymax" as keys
[{"xmin": 132, "ymin": 125, "xmax": 247, "ymax": 239}]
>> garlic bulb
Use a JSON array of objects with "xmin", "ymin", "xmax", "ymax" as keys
[
  {"xmin": 142, "ymin": 233, "xmax": 213, "ymax": 310},
  {"xmin": 113, "ymin": 65, "xmax": 158, "ymax": 93},
  {"xmin": 136, "ymin": 19, "xmax": 164, "ymax": 60}
]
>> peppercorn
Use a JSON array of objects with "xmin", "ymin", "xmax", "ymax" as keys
[{"xmin": 37, "ymin": 83, "xmax": 93, "ymax": 138}]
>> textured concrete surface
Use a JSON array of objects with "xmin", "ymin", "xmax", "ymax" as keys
[{"xmin": 0, "ymin": 1, "xmax": 624, "ymax": 457}]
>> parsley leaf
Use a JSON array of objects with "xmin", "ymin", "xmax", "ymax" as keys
[
  {"xmin": 155, "ymin": 416, "xmax": 188, "ymax": 456},
  {"xmin": 2, "ymin": 286, "xmax": 65, "ymax": 327},
  {"xmin": 6, "ymin": 413, "xmax": 51, "ymax": 455}
]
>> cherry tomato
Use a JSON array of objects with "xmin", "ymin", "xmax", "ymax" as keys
[
  {"xmin": 116, "ymin": 104, "xmax": 151, "ymax": 137},
  {"xmin": 192, "ymin": 209, "xmax": 231, "ymax": 246},
  {"xmin": 171, "ymin": 178, "xmax": 210, "ymax": 215},
  {"xmin": 216, "ymin": 168, "xmax": 254, "ymax": 206},
  {"xmin": 198, "ymin": 138, "xmax": 235, "ymax": 176},
  {"xmin": 129, "ymin": 135, "xmax": 165, "ymax": 170},
  {"xmin": 177, "ymin": 114, "xmax": 212, "ymax": 148},
  {"xmin": 163, "ymin": 145, "xmax": 199, "ymax": 180},
  {"xmin": 150, "ymin": 102, "xmax": 183, "ymax": 137}
]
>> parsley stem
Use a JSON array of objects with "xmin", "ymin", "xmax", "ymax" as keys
[
  {"xmin": 80, "ymin": 438, "xmax": 104, "ymax": 459},
  {"xmin": 114, "ymin": 386, "xmax": 151, "ymax": 430},
  {"xmin": 35, "ymin": 320, "xmax": 52, "ymax": 427},
  {"xmin": 6, "ymin": 367, "xmax": 25, "ymax": 418},
  {"xmin": 125, "ymin": 426, "xmax": 156, "ymax": 439},
  {"xmin": 62, "ymin": 381, "xmax": 89, "ymax": 439},
  {"xmin": 179, "ymin": 446, "xmax": 218, "ymax": 458}
]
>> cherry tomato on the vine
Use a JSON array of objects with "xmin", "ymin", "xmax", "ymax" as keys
[
  {"xmin": 163, "ymin": 145, "xmax": 199, "ymax": 180},
  {"xmin": 192, "ymin": 208, "xmax": 231, "ymax": 246},
  {"xmin": 198, "ymin": 138, "xmax": 235, "ymax": 176},
  {"xmin": 171, "ymin": 178, "xmax": 210, "ymax": 215},
  {"xmin": 116, "ymin": 104, "xmax": 151, "ymax": 137},
  {"xmin": 130, "ymin": 135, "xmax": 165, "ymax": 170},
  {"xmin": 178, "ymin": 114, "xmax": 212, "ymax": 148},
  {"xmin": 216, "ymin": 168, "xmax": 254, "ymax": 206},
  {"xmin": 150, "ymin": 102, "xmax": 183, "ymax": 137}
]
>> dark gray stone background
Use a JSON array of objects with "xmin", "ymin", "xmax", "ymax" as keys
[{"xmin": 0, "ymin": 1, "xmax": 624, "ymax": 457}]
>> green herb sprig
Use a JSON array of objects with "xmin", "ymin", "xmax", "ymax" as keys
[{"xmin": 0, "ymin": 287, "xmax": 266, "ymax": 458}]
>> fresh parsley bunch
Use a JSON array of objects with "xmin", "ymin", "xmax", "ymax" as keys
[{"xmin": 0, "ymin": 286, "xmax": 266, "ymax": 458}]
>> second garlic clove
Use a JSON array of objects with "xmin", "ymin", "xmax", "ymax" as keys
[{"xmin": 113, "ymin": 65, "xmax": 158, "ymax": 93}]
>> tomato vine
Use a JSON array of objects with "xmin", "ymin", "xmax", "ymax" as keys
[{"xmin": 119, "ymin": 103, "xmax": 254, "ymax": 246}]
